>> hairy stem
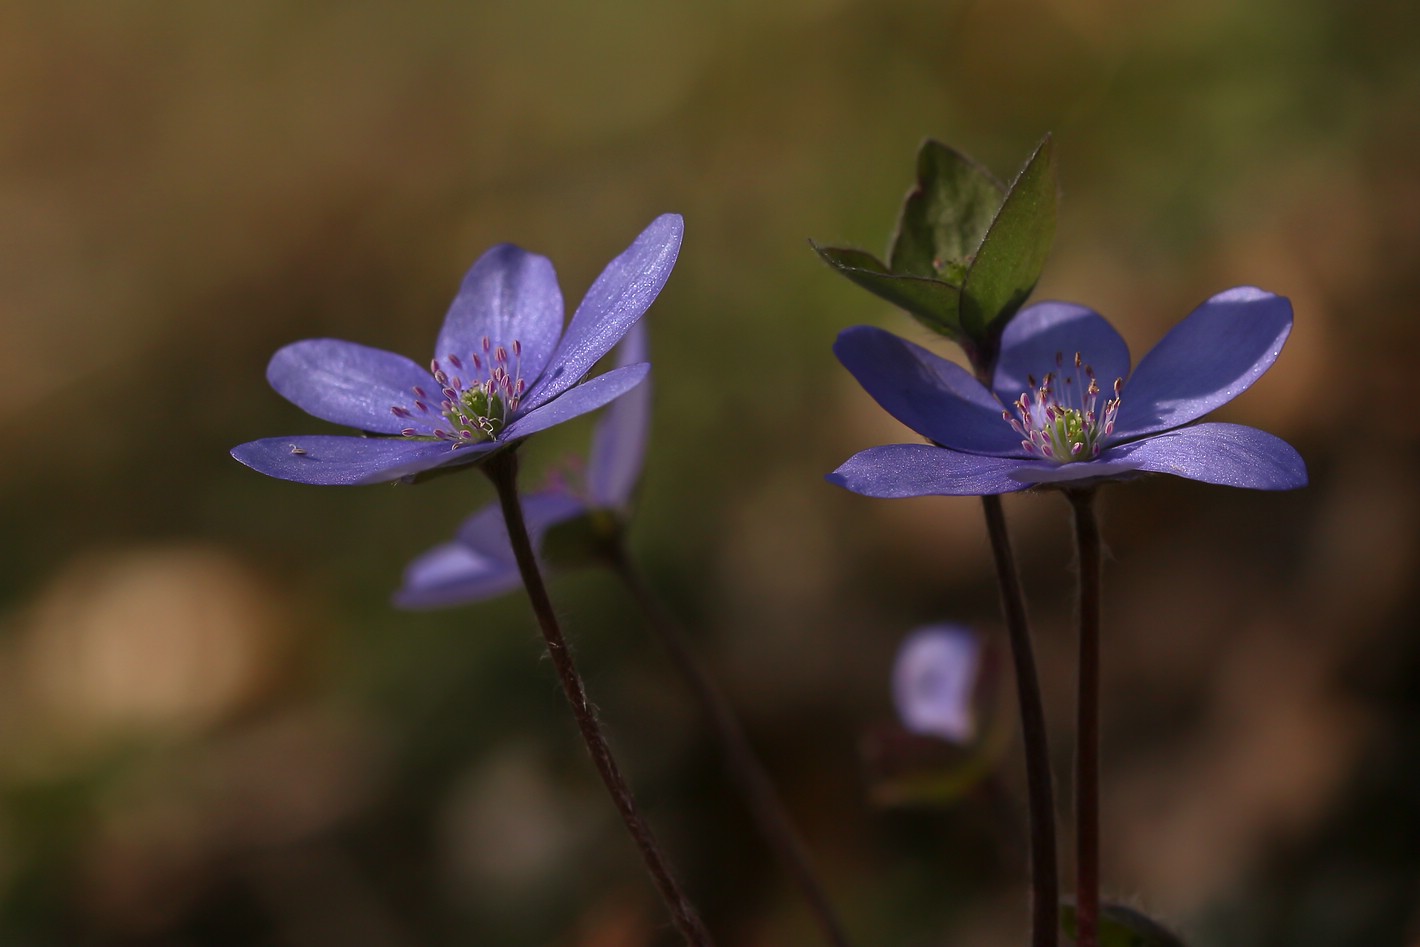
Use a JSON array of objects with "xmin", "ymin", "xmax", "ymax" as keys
[
  {"xmin": 1068, "ymin": 488, "xmax": 1102, "ymax": 947},
  {"xmin": 484, "ymin": 451, "xmax": 714, "ymax": 947},
  {"xmin": 610, "ymin": 548, "xmax": 855, "ymax": 947},
  {"xmin": 980, "ymin": 494, "xmax": 1059, "ymax": 947}
]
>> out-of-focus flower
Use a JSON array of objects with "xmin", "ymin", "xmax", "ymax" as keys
[
  {"xmin": 893, "ymin": 624, "xmax": 982, "ymax": 744},
  {"xmin": 829, "ymin": 287, "xmax": 1307, "ymax": 496},
  {"xmin": 393, "ymin": 324, "xmax": 650, "ymax": 609},
  {"xmin": 231, "ymin": 214, "xmax": 681, "ymax": 486}
]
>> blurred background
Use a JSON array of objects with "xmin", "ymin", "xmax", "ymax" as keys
[{"xmin": 1, "ymin": 0, "xmax": 1417, "ymax": 944}]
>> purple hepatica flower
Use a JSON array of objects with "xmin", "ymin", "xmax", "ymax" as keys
[
  {"xmin": 894, "ymin": 624, "xmax": 982, "ymax": 744},
  {"xmin": 393, "ymin": 323, "xmax": 650, "ymax": 609},
  {"xmin": 231, "ymin": 214, "xmax": 681, "ymax": 486},
  {"xmin": 829, "ymin": 286, "xmax": 1308, "ymax": 497}
]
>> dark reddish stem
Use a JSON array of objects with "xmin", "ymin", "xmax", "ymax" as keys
[
  {"xmin": 1067, "ymin": 488, "xmax": 1102, "ymax": 947},
  {"xmin": 980, "ymin": 494, "xmax": 1060, "ymax": 947},
  {"xmin": 484, "ymin": 450, "xmax": 715, "ymax": 947}
]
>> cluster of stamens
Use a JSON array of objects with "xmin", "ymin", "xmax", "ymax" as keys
[
  {"xmin": 1004, "ymin": 351, "xmax": 1122, "ymax": 464},
  {"xmin": 391, "ymin": 337, "xmax": 526, "ymax": 447}
]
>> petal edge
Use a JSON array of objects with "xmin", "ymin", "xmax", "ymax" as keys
[
  {"xmin": 525, "ymin": 214, "xmax": 682, "ymax": 409},
  {"xmin": 835, "ymin": 326, "xmax": 1021, "ymax": 456},
  {"xmin": 502, "ymin": 363, "xmax": 650, "ymax": 443},
  {"xmin": 231, "ymin": 435, "xmax": 492, "ymax": 485},
  {"xmin": 435, "ymin": 245, "xmax": 564, "ymax": 383},
  {"xmin": 1111, "ymin": 287, "xmax": 1292, "ymax": 440},
  {"xmin": 827, "ymin": 444, "xmax": 1030, "ymax": 497},
  {"xmin": 1113, "ymin": 422, "xmax": 1307, "ymax": 489},
  {"xmin": 267, "ymin": 340, "xmax": 434, "ymax": 435}
]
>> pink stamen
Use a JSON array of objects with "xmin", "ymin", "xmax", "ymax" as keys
[{"xmin": 1006, "ymin": 352, "xmax": 1124, "ymax": 467}]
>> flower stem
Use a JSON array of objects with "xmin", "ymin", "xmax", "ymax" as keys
[
  {"xmin": 483, "ymin": 451, "xmax": 715, "ymax": 947},
  {"xmin": 979, "ymin": 494, "xmax": 1059, "ymax": 947},
  {"xmin": 608, "ymin": 547, "xmax": 855, "ymax": 947},
  {"xmin": 1067, "ymin": 488, "xmax": 1102, "ymax": 947}
]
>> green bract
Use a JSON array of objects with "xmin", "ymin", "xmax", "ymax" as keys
[
  {"xmin": 960, "ymin": 136, "xmax": 1057, "ymax": 341},
  {"xmin": 815, "ymin": 136, "xmax": 1057, "ymax": 369},
  {"xmin": 890, "ymin": 139, "xmax": 1003, "ymax": 282},
  {"xmin": 810, "ymin": 245, "xmax": 967, "ymax": 340}
]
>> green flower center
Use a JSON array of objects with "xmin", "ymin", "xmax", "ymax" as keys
[{"xmin": 447, "ymin": 386, "xmax": 507, "ymax": 441}]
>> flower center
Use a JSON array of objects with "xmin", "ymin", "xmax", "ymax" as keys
[
  {"xmin": 391, "ymin": 337, "xmax": 526, "ymax": 447},
  {"xmin": 1004, "ymin": 351, "xmax": 1122, "ymax": 464}
]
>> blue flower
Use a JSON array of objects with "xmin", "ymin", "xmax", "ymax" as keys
[
  {"xmin": 231, "ymin": 214, "xmax": 681, "ymax": 486},
  {"xmin": 894, "ymin": 624, "xmax": 982, "ymax": 744},
  {"xmin": 393, "ymin": 323, "xmax": 650, "ymax": 609},
  {"xmin": 829, "ymin": 287, "xmax": 1307, "ymax": 496}
]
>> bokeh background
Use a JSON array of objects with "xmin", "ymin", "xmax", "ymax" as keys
[{"xmin": 2, "ymin": 1, "xmax": 1417, "ymax": 944}]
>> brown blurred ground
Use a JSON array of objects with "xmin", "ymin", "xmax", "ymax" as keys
[{"xmin": 1, "ymin": 1, "xmax": 1417, "ymax": 945}]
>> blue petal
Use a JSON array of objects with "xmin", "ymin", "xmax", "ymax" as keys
[
  {"xmin": 827, "ymin": 444, "xmax": 1030, "ymax": 497},
  {"xmin": 521, "ymin": 491, "xmax": 590, "ymax": 538},
  {"xmin": 992, "ymin": 301, "xmax": 1131, "ymax": 405},
  {"xmin": 451, "ymin": 502, "xmax": 517, "ymax": 559},
  {"xmin": 834, "ymin": 327, "xmax": 1021, "ymax": 455},
  {"xmin": 502, "ymin": 363, "xmax": 649, "ymax": 443},
  {"xmin": 230, "ymin": 435, "xmax": 492, "ymax": 485},
  {"xmin": 266, "ymin": 340, "xmax": 435, "ymax": 435},
  {"xmin": 524, "ymin": 214, "xmax": 682, "ymax": 410},
  {"xmin": 397, "ymin": 490, "xmax": 590, "ymax": 610},
  {"xmin": 894, "ymin": 625, "xmax": 981, "ymax": 743},
  {"xmin": 1109, "ymin": 422, "xmax": 1308, "ymax": 489},
  {"xmin": 435, "ymin": 245, "xmax": 564, "ymax": 384},
  {"xmin": 455, "ymin": 491, "xmax": 588, "ymax": 558},
  {"xmin": 392, "ymin": 542, "xmax": 523, "ymax": 610},
  {"xmin": 1110, "ymin": 287, "xmax": 1292, "ymax": 441},
  {"xmin": 587, "ymin": 323, "xmax": 651, "ymax": 509}
]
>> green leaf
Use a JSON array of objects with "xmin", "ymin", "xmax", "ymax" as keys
[
  {"xmin": 1060, "ymin": 901, "xmax": 1188, "ymax": 947},
  {"xmin": 960, "ymin": 134, "xmax": 1058, "ymax": 338},
  {"xmin": 812, "ymin": 243, "xmax": 964, "ymax": 340},
  {"xmin": 889, "ymin": 139, "xmax": 1005, "ymax": 281}
]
